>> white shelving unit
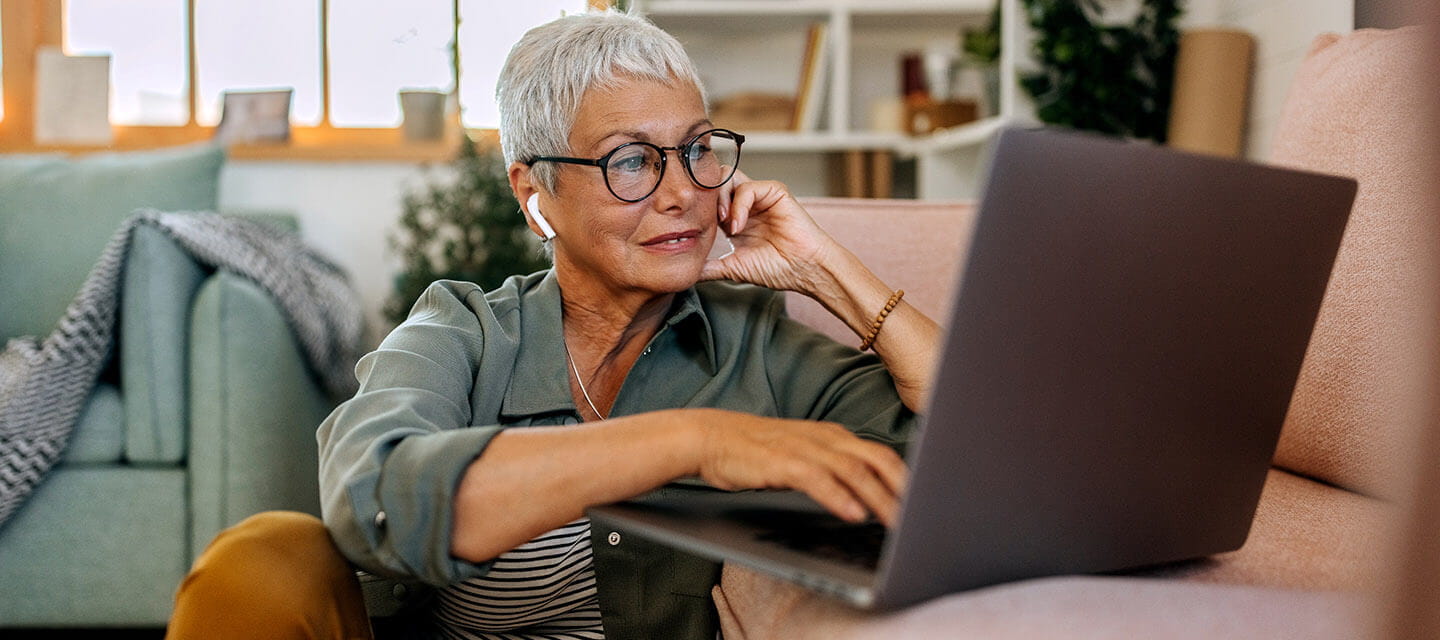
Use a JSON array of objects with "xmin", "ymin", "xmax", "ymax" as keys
[{"xmin": 636, "ymin": 0, "xmax": 1035, "ymax": 199}]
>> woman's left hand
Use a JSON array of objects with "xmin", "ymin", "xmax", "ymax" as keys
[{"xmin": 701, "ymin": 169, "xmax": 837, "ymax": 295}]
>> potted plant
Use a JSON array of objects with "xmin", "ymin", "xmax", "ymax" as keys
[
  {"xmin": 1020, "ymin": 0, "xmax": 1182, "ymax": 142},
  {"xmin": 961, "ymin": 3, "xmax": 1003, "ymax": 117},
  {"xmin": 385, "ymin": 136, "xmax": 549, "ymax": 325}
]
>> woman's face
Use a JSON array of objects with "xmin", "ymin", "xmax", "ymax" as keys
[{"xmin": 544, "ymin": 76, "xmax": 720, "ymax": 298}]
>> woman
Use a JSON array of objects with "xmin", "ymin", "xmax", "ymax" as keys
[{"xmin": 168, "ymin": 10, "xmax": 939, "ymax": 640}]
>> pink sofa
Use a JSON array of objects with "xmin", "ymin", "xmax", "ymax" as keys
[{"xmin": 719, "ymin": 26, "xmax": 1438, "ymax": 638}]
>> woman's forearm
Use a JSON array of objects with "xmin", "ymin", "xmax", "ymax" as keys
[
  {"xmin": 450, "ymin": 405, "xmax": 912, "ymax": 564},
  {"xmin": 450, "ymin": 409, "xmax": 702, "ymax": 563},
  {"xmin": 804, "ymin": 243, "xmax": 941, "ymax": 411}
]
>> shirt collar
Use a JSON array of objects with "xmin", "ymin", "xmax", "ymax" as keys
[
  {"xmin": 499, "ymin": 270, "xmax": 718, "ymax": 419},
  {"xmin": 662, "ymin": 286, "xmax": 718, "ymax": 376}
]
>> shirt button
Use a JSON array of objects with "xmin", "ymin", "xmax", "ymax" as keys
[
  {"xmin": 392, "ymin": 584, "xmax": 409, "ymax": 600},
  {"xmin": 607, "ymin": 531, "xmax": 621, "ymax": 546},
  {"xmin": 374, "ymin": 510, "xmax": 387, "ymax": 530}
]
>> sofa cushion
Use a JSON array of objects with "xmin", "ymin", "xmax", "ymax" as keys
[
  {"xmin": 714, "ymin": 566, "xmax": 1371, "ymax": 640},
  {"xmin": 1143, "ymin": 468, "xmax": 1397, "ymax": 591},
  {"xmin": 0, "ymin": 153, "xmax": 64, "ymax": 179},
  {"xmin": 0, "ymin": 144, "xmax": 225, "ymax": 341},
  {"xmin": 62, "ymin": 383, "xmax": 125, "ymax": 463},
  {"xmin": 0, "ymin": 467, "xmax": 188, "ymax": 626},
  {"xmin": 1267, "ymin": 28, "xmax": 1436, "ymax": 499},
  {"xmin": 787, "ymin": 198, "xmax": 977, "ymax": 343}
]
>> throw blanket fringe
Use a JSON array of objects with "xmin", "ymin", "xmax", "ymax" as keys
[{"xmin": 0, "ymin": 210, "xmax": 364, "ymax": 528}]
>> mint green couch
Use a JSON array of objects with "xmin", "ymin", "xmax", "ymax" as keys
[{"xmin": 0, "ymin": 145, "xmax": 339, "ymax": 627}]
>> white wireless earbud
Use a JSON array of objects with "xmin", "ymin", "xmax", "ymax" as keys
[{"xmin": 526, "ymin": 193, "xmax": 556, "ymax": 241}]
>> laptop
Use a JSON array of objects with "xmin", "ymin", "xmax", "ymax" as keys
[{"xmin": 586, "ymin": 126, "xmax": 1357, "ymax": 611}]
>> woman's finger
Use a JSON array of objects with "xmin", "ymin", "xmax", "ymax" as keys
[
  {"xmin": 729, "ymin": 180, "xmax": 792, "ymax": 236},
  {"xmin": 728, "ymin": 183, "xmax": 755, "ymax": 235},
  {"xmin": 783, "ymin": 459, "xmax": 868, "ymax": 523},
  {"xmin": 718, "ymin": 164, "xmax": 735, "ymax": 222},
  {"xmin": 845, "ymin": 439, "xmax": 909, "ymax": 499},
  {"xmin": 812, "ymin": 444, "xmax": 901, "ymax": 527}
]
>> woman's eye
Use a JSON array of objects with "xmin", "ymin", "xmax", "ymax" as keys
[
  {"xmin": 613, "ymin": 153, "xmax": 649, "ymax": 173},
  {"xmin": 687, "ymin": 143, "xmax": 713, "ymax": 161}
]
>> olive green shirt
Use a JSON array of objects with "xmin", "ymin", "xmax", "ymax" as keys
[{"xmin": 318, "ymin": 270, "xmax": 917, "ymax": 639}]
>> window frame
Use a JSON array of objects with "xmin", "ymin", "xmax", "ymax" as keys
[{"xmin": 0, "ymin": 0, "xmax": 607, "ymax": 161}]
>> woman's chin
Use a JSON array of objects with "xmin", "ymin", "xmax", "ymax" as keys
[{"xmin": 640, "ymin": 254, "xmax": 708, "ymax": 293}]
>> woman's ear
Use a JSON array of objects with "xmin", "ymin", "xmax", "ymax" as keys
[
  {"xmin": 527, "ymin": 194, "xmax": 556, "ymax": 240},
  {"xmin": 509, "ymin": 162, "xmax": 554, "ymax": 241}
]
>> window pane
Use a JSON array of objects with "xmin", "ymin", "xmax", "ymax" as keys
[
  {"xmin": 195, "ymin": 0, "xmax": 321, "ymax": 126},
  {"xmin": 0, "ymin": 10, "xmax": 5, "ymax": 121},
  {"xmin": 457, "ymin": 0, "xmax": 589, "ymax": 129},
  {"xmin": 65, "ymin": 0, "xmax": 187, "ymax": 125},
  {"xmin": 329, "ymin": 1, "xmax": 453, "ymax": 127}
]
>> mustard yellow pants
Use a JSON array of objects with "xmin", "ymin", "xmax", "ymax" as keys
[{"xmin": 166, "ymin": 511, "xmax": 373, "ymax": 640}]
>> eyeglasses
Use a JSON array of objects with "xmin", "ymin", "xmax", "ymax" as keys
[{"xmin": 527, "ymin": 128, "xmax": 744, "ymax": 203}]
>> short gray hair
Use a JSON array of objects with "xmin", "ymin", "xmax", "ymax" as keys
[{"xmin": 496, "ymin": 9, "xmax": 707, "ymax": 194}]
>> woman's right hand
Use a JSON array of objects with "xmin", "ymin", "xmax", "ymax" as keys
[{"xmin": 689, "ymin": 409, "xmax": 909, "ymax": 527}]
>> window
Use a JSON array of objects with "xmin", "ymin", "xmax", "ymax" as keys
[
  {"xmin": 195, "ymin": 0, "xmax": 323, "ymax": 126},
  {"xmin": 0, "ymin": 8, "xmax": 5, "ymax": 121},
  {"xmin": 0, "ymin": 0, "xmax": 602, "ymax": 157},
  {"xmin": 65, "ymin": 0, "xmax": 187, "ymax": 125},
  {"xmin": 458, "ymin": 0, "xmax": 586, "ymax": 129},
  {"xmin": 329, "ymin": 1, "xmax": 454, "ymax": 127}
]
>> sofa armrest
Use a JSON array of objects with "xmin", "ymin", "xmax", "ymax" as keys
[
  {"xmin": 787, "ymin": 198, "xmax": 976, "ymax": 343},
  {"xmin": 187, "ymin": 270, "xmax": 334, "ymax": 559},
  {"xmin": 120, "ymin": 223, "xmax": 209, "ymax": 463}
]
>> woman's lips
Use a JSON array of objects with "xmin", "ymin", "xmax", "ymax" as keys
[{"xmin": 640, "ymin": 230, "xmax": 701, "ymax": 253}]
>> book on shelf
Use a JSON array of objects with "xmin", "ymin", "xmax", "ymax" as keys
[{"xmin": 791, "ymin": 21, "xmax": 829, "ymax": 132}]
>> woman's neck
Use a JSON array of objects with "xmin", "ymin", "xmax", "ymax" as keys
[{"xmin": 555, "ymin": 270, "xmax": 675, "ymax": 375}]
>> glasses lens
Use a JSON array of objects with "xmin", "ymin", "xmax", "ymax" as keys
[
  {"xmin": 605, "ymin": 143, "xmax": 664, "ymax": 201},
  {"xmin": 685, "ymin": 130, "xmax": 740, "ymax": 188}
]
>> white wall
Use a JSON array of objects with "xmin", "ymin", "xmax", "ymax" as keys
[
  {"xmin": 1184, "ymin": 0, "xmax": 1354, "ymax": 159},
  {"xmin": 219, "ymin": 162, "xmax": 430, "ymax": 349}
]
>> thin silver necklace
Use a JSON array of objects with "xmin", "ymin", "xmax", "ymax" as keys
[{"xmin": 562, "ymin": 338, "xmax": 607, "ymax": 420}]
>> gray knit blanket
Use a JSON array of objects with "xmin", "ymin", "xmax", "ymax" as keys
[{"xmin": 0, "ymin": 210, "xmax": 364, "ymax": 529}]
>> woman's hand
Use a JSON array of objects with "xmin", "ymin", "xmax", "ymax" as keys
[
  {"xmin": 702, "ymin": 169, "xmax": 837, "ymax": 296},
  {"xmin": 690, "ymin": 409, "xmax": 908, "ymax": 527},
  {"xmin": 703, "ymin": 170, "xmax": 942, "ymax": 413}
]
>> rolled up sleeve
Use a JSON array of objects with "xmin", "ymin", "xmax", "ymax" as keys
[
  {"xmin": 317, "ymin": 281, "xmax": 502, "ymax": 586},
  {"xmin": 762, "ymin": 294, "xmax": 919, "ymax": 453}
]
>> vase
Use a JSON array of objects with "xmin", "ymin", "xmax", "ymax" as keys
[{"xmin": 399, "ymin": 90, "xmax": 447, "ymax": 142}]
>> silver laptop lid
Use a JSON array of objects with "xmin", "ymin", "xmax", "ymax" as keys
[{"xmin": 876, "ymin": 127, "xmax": 1355, "ymax": 608}]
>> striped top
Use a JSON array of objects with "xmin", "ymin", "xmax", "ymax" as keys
[{"xmin": 432, "ymin": 518, "xmax": 603, "ymax": 640}]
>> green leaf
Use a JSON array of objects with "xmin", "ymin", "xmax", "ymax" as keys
[
  {"xmin": 383, "ymin": 135, "xmax": 550, "ymax": 326},
  {"xmin": 1020, "ymin": 0, "xmax": 1182, "ymax": 143}
]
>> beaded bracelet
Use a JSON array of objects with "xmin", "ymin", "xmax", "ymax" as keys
[{"xmin": 859, "ymin": 289, "xmax": 905, "ymax": 351}]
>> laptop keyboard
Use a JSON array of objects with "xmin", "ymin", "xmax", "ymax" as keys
[{"xmin": 754, "ymin": 520, "xmax": 887, "ymax": 570}]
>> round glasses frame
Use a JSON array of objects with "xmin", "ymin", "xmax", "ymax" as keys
[{"xmin": 526, "ymin": 128, "xmax": 745, "ymax": 203}]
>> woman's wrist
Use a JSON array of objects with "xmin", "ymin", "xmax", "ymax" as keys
[{"xmin": 804, "ymin": 245, "xmax": 897, "ymax": 342}]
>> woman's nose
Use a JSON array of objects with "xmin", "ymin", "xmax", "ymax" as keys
[{"xmin": 650, "ymin": 151, "xmax": 698, "ymax": 213}]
